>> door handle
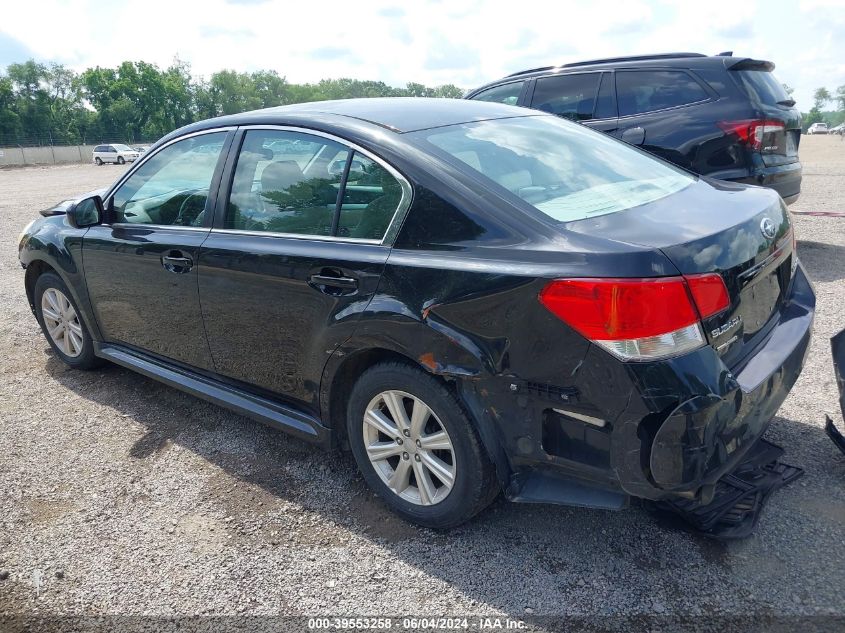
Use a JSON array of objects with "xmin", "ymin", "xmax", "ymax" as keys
[
  {"xmin": 309, "ymin": 274, "xmax": 358, "ymax": 289},
  {"xmin": 161, "ymin": 252, "xmax": 193, "ymax": 274},
  {"xmin": 308, "ymin": 269, "xmax": 359, "ymax": 296},
  {"xmin": 621, "ymin": 126, "xmax": 646, "ymax": 146}
]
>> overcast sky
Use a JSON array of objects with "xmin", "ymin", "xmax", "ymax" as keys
[{"xmin": 1, "ymin": 0, "xmax": 843, "ymax": 110}]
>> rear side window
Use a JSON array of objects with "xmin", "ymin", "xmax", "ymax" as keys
[
  {"xmin": 594, "ymin": 73, "xmax": 616, "ymax": 119},
  {"xmin": 616, "ymin": 70, "xmax": 708, "ymax": 116},
  {"xmin": 531, "ymin": 73, "xmax": 601, "ymax": 121},
  {"xmin": 337, "ymin": 155, "xmax": 403, "ymax": 240},
  {"xmin": 733, "ymin": 70, "xmax": 791, "ymax": 106},
  {"xmin": 470, "ymin": 81, "xmax": 524, "ymax": 106},
  {"xmin": 226, "ymin": 130, "xmax": 349, "ymax": 236}
]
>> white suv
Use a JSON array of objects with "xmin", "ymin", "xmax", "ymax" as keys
[
  {"xmin": 807, "ymin": 122, "xmax": 829, "ymax": 135},
  {"xmin": 92, "ymin": 144, "xmax": 140, "ymax": 165}
]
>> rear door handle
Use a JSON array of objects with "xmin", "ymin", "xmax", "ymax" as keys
[
  {"xmin": 309, "ymin": 274, "xmax": 358, "ymax": 289},
  {"xmin": 161, "ymin": 252, "xmax": 194, "ymax": 274}
]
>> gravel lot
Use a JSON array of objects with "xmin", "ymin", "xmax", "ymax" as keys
[{"xmin": 1, "ymin": 137, "xmax": 844, "ymax": 624}]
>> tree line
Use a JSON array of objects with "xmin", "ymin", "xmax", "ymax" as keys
[
  {"xmin": 4, "ymin": 58, "xmax": 842, "ymax": 144},
  {"xmin": 0, "ymin": 59, "xmax": 464, "ymax": 146}
]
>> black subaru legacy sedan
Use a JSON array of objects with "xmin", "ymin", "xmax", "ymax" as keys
[{"xmin": 18, "ymin": 98, "xmax": 814, "ymax": 528}]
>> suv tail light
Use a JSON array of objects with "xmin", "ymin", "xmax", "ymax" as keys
[
  {"xmin": 717, "ymin": 119, "xmax": 785, "ymax": 152},
  {"xmin": 538, "ymin": 274, "xmax": 730, "ymax": 361}
]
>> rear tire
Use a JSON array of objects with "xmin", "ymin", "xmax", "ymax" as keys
[
  {"xmin": 95, "ymin": 157, "xmax": 102, "ymax": 165},
  {"xmin": 347, "ymin": 362, "xmax": 498, "ymax": 528},
  {"xmin": 34, "ymin": 272, "xmax": 102, "ymax": 370}
]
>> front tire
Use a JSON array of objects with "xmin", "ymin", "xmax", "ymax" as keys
[
  {"xmin": 34, "ymin": 272, "xmax": 101, "ymax": 370},
  {"xmin": 117, "ymin": 156, "xmax": 125, "ymax": 165},
  {"xmin": 347, "ymin": 362, "xmax": 497, "ymax": 528}
]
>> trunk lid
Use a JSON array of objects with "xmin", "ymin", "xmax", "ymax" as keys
[
  {"xmin": 564, "ymin": 179, "xmax": 794, "ymax": 369},
  {"xmin": 727, "ymin": 59, "xmax": 802, "ymax": 168}
]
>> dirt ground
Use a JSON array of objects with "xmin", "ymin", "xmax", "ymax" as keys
[{"xmin": 0, "ymin": 136, "xmax": 844, "ymax": 623}]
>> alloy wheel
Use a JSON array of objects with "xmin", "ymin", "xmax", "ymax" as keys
[
  {"xmin": 362, "ymin": 390, "xmax": 456, "ymax": 506},
  {"xmin": 41, "ymin": 288, "xmax": 83, "ymax": 357}
]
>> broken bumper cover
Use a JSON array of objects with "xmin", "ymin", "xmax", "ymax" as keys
[
  {"xmin": 617, "ymin": 264, "xmax": 814, "ymax": 500},
  {"xmin": 493, "ymin": 264, "xmax": 815, "ymax": 506}
]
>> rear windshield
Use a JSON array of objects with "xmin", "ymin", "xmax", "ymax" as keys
[
  {"xmin": 410, "ymin": 116, "xmax": 693, "ymax": 222},
  {"xmin": 733, "ymin": 70, "xmax": 791, "ymax": 106}
]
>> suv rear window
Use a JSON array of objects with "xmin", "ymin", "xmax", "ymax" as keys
[
  {"xmin": 617, "ymin": 70, "xmax": 708, "ymax": 116},
  {"xmin": 412, "ymin": 115, "xmax": 692, "ymax": 223},
  {"xmin": 530, "ymin": 73, "xmax": 602, "ymax": 121},
  {"xmin": 733, "ymin": 70, "xmax": 791, "ymax": 106}
]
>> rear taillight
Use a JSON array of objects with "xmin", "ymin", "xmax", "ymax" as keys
[
  {"xmin": 717, "ymin": 119, "xmax": 785, "ymax": 152},
  {"xmin": 539, "ymin": 274, "xmax": 730, "ymax": 361},
  {"xmin": 685, "ymin": 273, "xmax": 730, "ymax": 318}
]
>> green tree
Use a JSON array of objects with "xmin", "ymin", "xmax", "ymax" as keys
[
  {"xmin": 433, "ymin": 84, "xmax": 463, "ymax": 98},
  {"xmin": 813, "ymin": 87, "xmax": 831, "ymax": 111},
  {"xmin": 404, "ymin": 82, "xmax": 434, "ymax": 97},
  {"xmin": 835, "ymin": 85, "xmax": 845, "ymax": 112},
  {"xmin": 7, "ymin": 60, "xmax": 51, "ymax": 139},
  {"xmin": 0, "ymin": 75, "xmax": 22, "ymax": 138}
]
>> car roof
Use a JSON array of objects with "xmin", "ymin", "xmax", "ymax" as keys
[{"xmin": 182, "ymin": 98, "xmax": 538, "ymax": 135}]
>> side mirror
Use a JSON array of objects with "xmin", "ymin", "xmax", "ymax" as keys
[{"xmin": 67, "ymin": 195, "xmax": 104, "ymax": 228}]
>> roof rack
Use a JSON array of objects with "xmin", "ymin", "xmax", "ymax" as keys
[
  {"xmin": 505, "ymin": 52, "xmax": 707, "ymax": 78},
  {"xmin": 562, "ymin": 52, "xmax": 706, "ymax": 68},
  {"xmin": 505, "ymin": 65, "xmax": 556, "ymax": 78}
]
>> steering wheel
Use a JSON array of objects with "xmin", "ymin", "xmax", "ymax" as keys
[{"xmin": 175, "ymin": 190, "xmax": 208, "ymax": 226}]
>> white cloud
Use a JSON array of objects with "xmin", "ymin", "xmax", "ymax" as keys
[{"xmin": 0, "ymin": 0, "xmax": 842, "ymax": 109}]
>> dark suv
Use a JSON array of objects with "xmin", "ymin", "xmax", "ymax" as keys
[{"xmin": 466, "ymin": 52, "xmax": 802, "ymax": 204}]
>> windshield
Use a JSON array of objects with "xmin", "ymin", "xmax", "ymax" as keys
[
  {"xmin": 410, "ymin": 115, "xmax": 693, "ymax": 222},
  {"xmin": 113, "ymin": 144, "xmax": 133, "ymax": 151}
]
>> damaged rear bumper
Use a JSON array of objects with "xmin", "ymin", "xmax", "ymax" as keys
[{"xmin": 473, "ymin": 264, "xmax": 815, "ymax": 508}]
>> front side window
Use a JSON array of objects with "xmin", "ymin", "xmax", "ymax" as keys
[
  {"xmin": 412, "ymin": 115, "xmax": 692, "ymax": 223},
  {"xmin": 111, "ymin": 131, "xmax": 227, "ymax": 226},
  {"xmin": 616, "ymin": 70, "xmax": 709, "ymax": 116},
  {"xmin": 226, "ymin": 129, "xmax": 404, "ymax": 240},
  {"xmin": 470, "ymin": 81, "xmax": 524, "ymax": 106},
  {"xmin": 531, "ymin": 73, "xmax": 601, "ymax": 121}
]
